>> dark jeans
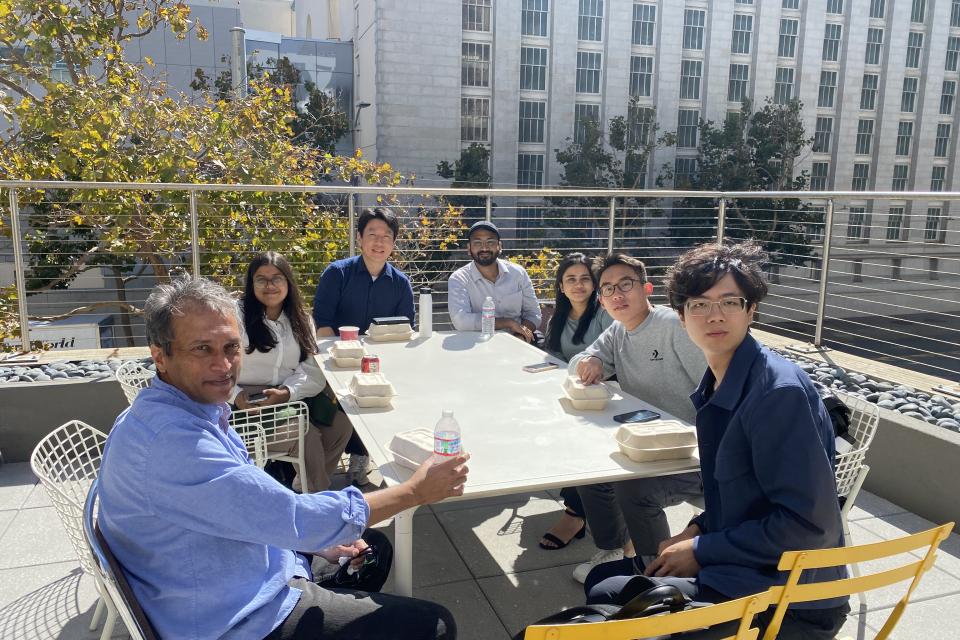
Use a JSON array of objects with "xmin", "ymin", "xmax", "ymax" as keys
[
  {"xmin": 344, "ymin": 429, "xmax": 368, "ymax": 457},
  {"xmin": 558, "ymin": 486, "xmax": 584, "ymax": 518}
]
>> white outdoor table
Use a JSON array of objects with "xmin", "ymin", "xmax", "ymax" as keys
[{"xmin": 317, "ymin": 331, "xmax": 700, "ymax": 596}]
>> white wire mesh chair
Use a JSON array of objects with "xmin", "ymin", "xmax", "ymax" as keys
[
  {"xmin": 30, "ymin": 420, "xmax": 119, "ymax": 640},
  {"xmin": 229, "ymin": 401, "xmax": 311, "ymax": 491},
  {"xmin": 115, "ymin": 360, "xmax": 155, "ymax": 405}
]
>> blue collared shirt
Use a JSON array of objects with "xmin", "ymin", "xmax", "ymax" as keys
[
  {"xmin": 689, "ymin": 334, "xmax": 847, "ymax": 608},
  {"xmin": 98, "ymin": 377, "xmax": 369, "ymax": 640},
  {"xmin": 312, "ymin": 256, "xmax": 415, "ymax": 334}
]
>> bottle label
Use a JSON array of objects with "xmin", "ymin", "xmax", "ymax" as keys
[{"xmin": 434, "ymin": 432, "xmax": 461, "ymax": 456}]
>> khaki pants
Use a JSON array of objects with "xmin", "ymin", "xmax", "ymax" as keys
[{"xmin": 267, "ymin": 411, "xmax": 353, "ymax": 492}]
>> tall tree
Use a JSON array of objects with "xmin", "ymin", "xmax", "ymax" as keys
[{"xmin": 436, "ymin": 143, "xmax": 493, "ymax": 224}]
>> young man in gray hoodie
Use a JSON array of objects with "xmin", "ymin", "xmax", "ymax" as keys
[{"xmin": 567, "ymin": 253, "xmax": 707, "ymax": 583}]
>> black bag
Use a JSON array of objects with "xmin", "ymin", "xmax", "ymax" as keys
[{"xmin": 812, "ymin": 381, "xmax": 852, "ymax": 443}]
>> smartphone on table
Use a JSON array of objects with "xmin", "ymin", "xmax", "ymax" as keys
[
  {"xmin": 613, "ymin": 409, "xmax": 661, "ymax": 423},
  {"xmin": 247, "ymin": 391, "xmax": 268, "ymax": 404},
  {"xmin": 523, "ymin": 362, "xmax": 559, "ymax": 373}
]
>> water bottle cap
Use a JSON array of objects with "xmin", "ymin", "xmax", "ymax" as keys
[
  {"xmin": 420, "ymin": 287, "xmax": 432, "ymax": 294},
  {"xmin": 441, "ymin": 409, "xmax": 454, "ymax": 417}
]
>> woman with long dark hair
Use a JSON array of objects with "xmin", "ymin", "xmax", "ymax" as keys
[
  {"xmin": 233, "ymin": 251, "xmax": 352, "ymax": 492},
  {"xmin": 539, "ymin": 253, "xmax": 612, "ymax": 550}
]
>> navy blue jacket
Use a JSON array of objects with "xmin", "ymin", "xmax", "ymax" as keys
[
  {"xmin": 312, "ymin": 256, "xmax": 415, "ymax": 335},
  {"xmin": 690, "ymin": 334, "xmax": 847, "ymax": 608}
]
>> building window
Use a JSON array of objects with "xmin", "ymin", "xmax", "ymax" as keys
[
  {"xmin": 517, "ymin": 153, "xmax": 544, "ymax": 187},
  {"xmin": 865, "ymin": 28, "xmax": 883, "ymax": 66},
  {"xmin": 896, "ymin": 121, "xmax": 913, "ymax": 156},
  {"xmin": 778, "ymin": 19, "xmax": 798, "ymax": 58},
  {"xmin": 629, "ymin": 56, "xmax": 653, "ymax": 98},
  {"xmin": 891, "ymin": 258, "xmax": 903, "ymax": 281},
  {"xmin": 953, "ymin": 0, "xmax": 960, "ymax": 27},
  {"xmin": 736, "ymin": 0, "xmax": 753, "ymax": 4},
  {"xmin": 677, "ymin": 109, "xmax": 699, "ymax": 148},
  {"xmin": 924, "ymin": 208, "xmax": 945, "ymax": 242},
  {"xmin": 520, "ymin": 47, "xmax": 547, "ymax": 90},
  {"xmin": 573, "ymin": 103, "xmax": 600, "ymax": 143},
  {"xmin": 813, "ymin": 116, "xmax": 833, "ymax": 153},
  {"xmin": 852, "ymin": 164, "xmax": 870, "ymax": 191},
  {"xmin": 462, "ymin": 0, "xmax": 491, "ymax": 32},
  {"xmin": 461, "ymin": 42, "xmax": 490, "ymax": 87},
  {"xmin": 891, "ymin": 164, "xmax": 909, "ymax": 191},
  {"xmin": 887, "ymin": 207, "xmax": 904, "ymax": 241},
  {"xmin": 518, "ymin": 100, "xmax": 546, "ymax": 143},
  {"xmin": 461, "ymin": 97, "xmax": 490, "ymax": 142},
  {"xmin": 522, "ymin": 0, "xmax": 549, "ymax": 37},
  {"xmin": 818, "ymin": 71, "xmax": 837, "ymax": 108},
  {"xmin": 822, "ymin": 24, "xmax": 842, "ymax": 62},
  {"xmin": 783, "ymin": 0, "xmax": 799, "ymax": 8},
  {"xmin": 675, "ymin": 157, "xmax": 697, "ymax": 187},
  {"xmin": 516, "ymin": 206, "xmax": 544, "ymax": 241},
  {"xmin": 851, "ymin": 259, "xmax": 863, "ymax": 282},
  {"xmin": 728, "ymin": 63, "xmax": 750, "ymax": 103},
  {"xmin": 941, "ymin": 81, "xmax": 956, "ymax": 115},
  {"xmin": 929, "ymin": 257, "xmax": 940, "ymax": 280},
  {"xmin": 855, "ymin": 119, "xmax": 874, "ymax": 155},
  {"xmin": 860, "ymin": 74, "xmax": 879, "ymax": 110},
  {"xmin": 732, "ymin": 14, "xmax": 752, "ymax": 55},
  {"xmin": 575, "ymin": 51, "xmax": 602, "ymax": 93},
  {"xmin": 683, "ymin": 9, "xmax": 705, "ymax": 50},
  {"xmin": 906, "ymin": 32, "xmax": 923, "ymax": 69},
  {"xmin": 578, "ymin": 0, "xmax": 603, "ymax": 41},
  {"xmin": 627, "ymin": 105, "xmax": 654, "ymax": 147},
  {"xmin": 931, "ymin": 166, "xmax": 946, "ymax": 191},
  {"xmin": 774, "ymin": 67, "xmax": 794, "ymax": 104},
  {"xmin": 847, "ymin": 207, "xmax": 866, "ymax": 239},
  {"xmin": 911, "ymin": 0, "xmax": 926, "ymax": 23},
  {"xmin": 948, "ymin": 37, "xmax": 960, "ymax": 72},
  {"xmin": 901, "ymin": 77, "xmax": 918, "ymax": 113},
  {"xmin": 810, "ymin": 162, "xmax": 829, "ymax": 190},
  {"xmin": 827, "ymin": 0, "xmax": 843, "ymax": 14},
  {"xmin": 632, "ymin": 3, "xmax": 656, "ymax": 46},
  {"xmin": 870, "ymin": 0, "xmax": 885, "ymax": 19},
  {"xmin": 935, "ymin": 123, "xmax": 951, "ymax": 158},
  {"xmin": 680, "ymin": 60, "xmax": 702, "ymax": 100}
]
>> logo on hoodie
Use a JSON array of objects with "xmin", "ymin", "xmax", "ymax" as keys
[{"xmin": 650, "ymin": 349, "xmax": 663, "ymax": 362}]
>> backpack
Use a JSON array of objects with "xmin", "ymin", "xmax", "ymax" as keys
[{"xmin": 812, "ymin": 380, "xmax": 852, "ymax": 443}]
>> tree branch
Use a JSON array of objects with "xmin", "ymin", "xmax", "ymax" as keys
[
  {"xmin": 26, "ymin": 245, "xmax": 102, "ymax": 293},
  {"xmin": 29, "ymin": 300, "xmax": 142, "ymax": 323}
]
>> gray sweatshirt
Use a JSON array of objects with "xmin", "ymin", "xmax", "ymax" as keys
[{"xmin": 568, "ymin": 306, "xmax": 707, "ymax": 423}]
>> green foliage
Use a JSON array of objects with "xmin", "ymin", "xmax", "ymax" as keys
[
  {"xmin": 436, "ymin": 143, "xmax": 493, "ymax": 223},
  {"xmin": 507, "ymin": 247, "xmax": 561, "ymax": 300}
]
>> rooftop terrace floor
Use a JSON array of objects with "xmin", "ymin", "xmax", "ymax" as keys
[{"xmin": 2, "ymin": 461, "xmax": 958, "ymax": 640}]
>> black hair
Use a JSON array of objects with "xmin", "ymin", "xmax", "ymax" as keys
[
  {"xmin": 591, "ymin": 253, "xmax": 649, "ymax": 284},
  {"xmin": 357, "ymin": 207, "xmax": 400, "ymax": 238},
  {"xmin": 241, "ymin": 251, "xmax": 317, "ymax": 362},
  {"xmin": 664, "ymin": 241, "xmax": 769, "ymax": 315},
  {"xmin": 546, "ymin": 253, "xmax": 601, "ymax": 355}
]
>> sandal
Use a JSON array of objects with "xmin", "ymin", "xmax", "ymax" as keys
[{"xmin": 539, "ymin": 508, "xmax": 587, "ymax": 550}]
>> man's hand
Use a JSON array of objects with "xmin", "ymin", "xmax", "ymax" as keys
[
  {"xmin": 644, "ymin": 538, "xmax": 701, "ymax": 578},
  {"xmin": 657, "ymin": 523, "xmax": 701, "ymax": 555},
  {"xmin": 234, "ymin": 390, "xmax": 253, "ymax": 410},
  {"xmin": 408, "ymin": 453, "xmax": 470, "ymax": 505},
  {"xmin": 262, "ymin": 387, "xmax": 291, "ymax": 406},
  {"xmin": 496, "ymin": 318, "xmax": 534, "ymax": 343},
  {"xmin": 317, "ymin": 538, "xmax": 369, "ymax": 568},
  {"xmin": 576, "ymin": 356, "xmax": 604, "ymax": 385}
]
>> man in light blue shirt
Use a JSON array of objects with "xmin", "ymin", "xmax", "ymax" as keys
[
  {"xmin": 447, "ymin": 221, "xmax": 542, "ymax": 342},
  {"xmin": 98, "ymin": 277, "xmax": 469, "ymax": 640}
]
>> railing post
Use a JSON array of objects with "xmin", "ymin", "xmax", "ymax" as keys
[
  {"xmin": 607, "ymin": 197, "xmax": 616, "ymax": 252},
  {"xmin": 348, "ymin": 192, "xmax": 356, "ymax": 257},
  {"xmin": 717, "ymin": 198, "xmax": 726, "ymax": 244},
  {"xmin": 189, "ymin": 190, "xmax": 200, "ymax": 277},
  {"xmin": 485, "ymin": 195, "xmax": 492, "ymax": 223},
  {"xmin": 813, "ymin": 198, "xmax": 835, "ymax": 347},
  {"xmin": 8, "ymin": 188, "xmax": 31, "ymax": 353}
]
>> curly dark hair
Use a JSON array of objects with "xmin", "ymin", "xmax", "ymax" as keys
[
  {"xmin": 241, "ymin": 252, "xmax": 317, "ymax": 362},
  {"xmin": 665, "ymin": 241, "xmax": 769, "ymax": 315}
]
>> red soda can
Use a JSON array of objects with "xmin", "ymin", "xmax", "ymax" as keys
[{"xmin": 361, "ymin": 355, "xmax": 380, "ymax": 373}]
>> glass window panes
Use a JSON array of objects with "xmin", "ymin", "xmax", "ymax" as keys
[
  {"xmin": 813, "ymin": 116, "xmax": 833, "ymax": 153},
  {"xmin": 847, "ymin": 207, "xmax": 866, "ymax": 239},
  {"xmin": 732, "ymin": 14, "xmax": 752, "ymax": 55},
  {"xmin": 574, "ymin": 103, "xmax": 600, "ymax": 143},
  {"xmin": 870, "ymin": 0, "xmax": 885, "ymax": 18},
  {"xmin": 677, "ymin": 109, "xmax": 699, "ymax": 148},
  {"xmin": 728, "ymin": 64, "xmax": 750, "ymax": 103},
  {"xmin": 861, "ymin": 74, "xmax": 879, "ymax": 110},
  {"xmin": 891, "ymin": 164, "xmax": 909, "ymax": 190},
  {"xmin": 887, "ymin": 207, "xmax": 904, "ymax": 240},
  {"xmin": 575, "ymin": 51, "xmax": 602, "ymax": 93},
  {"xmin": 578, "ymin": 0, "xmax": 603, "ymax": 41},
  {"xmin": 461, "ymin": 97, "xmax": 490, "ymax": 142},
  {"xmin": 906, "ymin": 32, "xmax": 923, "ymax": 69},
  {"xmin": 852, "ymin": 166, "xmax": 869, "ymax": 191},
  {"xmin": 778, "ymin": 19, "xmax": 798, "ymax": 58},
  {"xmin": 736, "ymin": 0, "xmax": 753, "ymax": 4},
  {"xmin": 517, "ymin": 153, "xmax": 545, "ymax": 187},
  {"xmin": 911, "ymin": 0, "xmax": 926, "ymax": 23},
  {"xmin": 865, "ymin": 28, "xmax": 883, "ymax": 66},
  {"xmin": 674, "ymin": 158, "xmax": 697, "ymax": 187},
  {"xmin": 461, "ymin": 42, "xmax": 490, "ymax": 87},
  {"xmin": 896, "ymin": 121, "xmax": 914, "ymax": 156},
  {"xmin": 522, "ymin": 0, "xmax": 549, "ymax": 37},
  {"xmin": 629, "ymin": 55, "xmax": 653, "ymax": 97},
  {"xmin": 463, "ymin": 0, "xmax": 491, "ymax": 32},
  {"xmin": 783, "ymin": 0, "xmax": 800, "ymax": 8},
  {"xmin": 948, "ymin": 37, "xmax": 960, "ymax": 72},
  {"xmin": 827, "ymin": 0, "xmax": 844, "ymax": 14},
  {"xmin": 680, "ymin": 60, "xmax": 702, "ymax": 100},
  {"xmin": 931, "ymin": 166, "xmax": 946, "ymax": 191},
  {"xmin": 855, "ymin": 119, "xmax": 874, "ymax": 155},
  {"xmin": 891, "ymin": 258, "xmax": 902, "ymax": 281},
  {"xmin": 953, "ymin": 0, "xmax": 960, "ymax": 27},
  {"xmin": 925, "ymin": 208, "xmax": 944, "ymax": 242},
  {"xmin": 929, "ymin": 257, "xmax": 940, "ymax": 280},
  {"xmin": 774, "ymin": 67, "xmax": 794, "ymax": 104},
  {"xmin": 627, "ymin": 105, "xmax": 654, "ymax": 145},
  {"xmin": 632, "ymin": 3, "xmax": 656, "ymax": 46},
  {"xmin": 823, "ymin": 24, "xmax": 842, "ymax": 62},
  {"xmin": 811, "ymin": 162, "xmax": 829, "ymax": 190},
  {"xmin": 518, "ymin": 100, "xmax": 546, "ymax": 143},
  {"xmin": 683, "ymin": 9, "xmax": 705, "ymax": 50},
  {"xmin": 935, "ymin": 123, "xmax": 951, "ymax": 157},
  {"xmin": 941, "ymin": 81, "xmax": 956, "ymax": 115},
  {"xmin": 818, "ymin": 71, "xmax": 837, "ymax": 108},
  {"xmin": 901, "ymin": 77, "xmax": 918, "ymax": 113},
  {"xmin": 516, "ymin": 206, "xmax": 544, "ymax": 241},
  {"xmin": 520, "ymin": 47, "xmax": 547, "ymax": 90}
]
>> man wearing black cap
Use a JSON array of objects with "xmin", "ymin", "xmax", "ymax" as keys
[{"xmin": 447, "ymin": 221, "xmax": 542, "ymax": 342}]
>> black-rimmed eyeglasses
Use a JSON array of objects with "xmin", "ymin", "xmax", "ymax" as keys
[{"xmin": 598, "ymin": 278, "xmax": 643, "ymax": 298}]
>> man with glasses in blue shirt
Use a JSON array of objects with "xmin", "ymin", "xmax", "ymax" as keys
[{"xmin": 447, "ymin": 221, "xmax": 542, "ymax": 342}]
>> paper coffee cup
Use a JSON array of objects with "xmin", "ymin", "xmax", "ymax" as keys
[{"xmin": 339, "ymin": 326, "xmax": 360, "ymax": 340}]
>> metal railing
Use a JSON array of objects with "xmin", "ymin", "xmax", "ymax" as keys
[{"xmin": 1, "ymin": 180, "xmax": 958, "ymax": 381}]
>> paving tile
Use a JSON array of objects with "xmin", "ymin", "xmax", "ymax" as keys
[
  {"xmin": 372, "ymin": 510, "xmax": 473, "ymax": 590},
  {"xmin": 0, "ymin": 507, "xmax": 77, "ymax": 569},
  {"xmin": 852, "ymin": 512, "xmax": 960, "ymax": 580},
  {"xmin": 0, "ymin": 463, "xmax": 38, "ymax": 512},
  {"xmin": 416, "ymin": 579, "xmax": 510, "ymax": 640},
  {"xmin": 478, "ymin": 565, "xmax": 587, "ymax": 638},
  {"xmin": 435, "ymin": 495, "xmax": 600, "ymax": 579},
  {"xmin": 855, "ymin": 592, "xmax": 960, "ymax": 640},
  {"xmin": 20, "ymin": 483, "xmax": 53, "ymax": 510},
  {"xmin": 846, "ymin": 490, "xmax": 910, "ymax": 522},
  {"xmin": 430, "ymin": 491, "xmax": 553, "ymax": 514},
  {"xmin": 840, "ymin": 600, "xmax": 880, "ymax": 640},
  {"xmin": 0, "ymin": 511, "xmax": 15, "ymax": 541}
]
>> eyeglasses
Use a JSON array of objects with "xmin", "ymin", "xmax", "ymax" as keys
[
  {"xmin": 470, "ymin": 239, "xmax": 500, "ymax": 249},
  {"xmin": 598, "ymin": 278, "xmax": 643, "ymax": 298},
  {"xmin": 685, "ymin": 297, "xmax": 748, "ymax": 316},
  {"xmin": 253, "ymin": 275, "xmax": 287, "ymax": 288}
]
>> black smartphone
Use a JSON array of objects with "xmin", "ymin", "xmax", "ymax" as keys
[
  {"xmin": 613, "ymin": 409, "xmax": 661, "ymax": 424},
  {"xmin": 247, "ymin": 391, "xmax": 268, "ymax": 404},
  {"xmin": 523, "ymin": 362, "xmax": 558, "ymax": 373}
]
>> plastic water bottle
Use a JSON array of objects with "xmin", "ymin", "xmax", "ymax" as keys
[
  {"xmin": 419, "ymin": 286, "xmax": 433, "ymax": 338},
  {"xmin": 433, "ymin": 409, "xmax": 462, "ymax": 459},
  {"xmin": 481, "ymin": 296, "xmax": 495, "ymax": 339}
]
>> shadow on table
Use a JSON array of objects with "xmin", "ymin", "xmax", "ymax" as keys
[{"xmin": 440, "ymin": 334, "xmax": 484, "ymax": 352}]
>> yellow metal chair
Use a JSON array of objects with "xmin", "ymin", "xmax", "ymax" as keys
[
  {"xmin": 761, "ymin": 522, "xmax": 955, "ymax": 640},
  {"xmin": 523, "ymin": 589, "xmax": 775, "ymax": 640}
]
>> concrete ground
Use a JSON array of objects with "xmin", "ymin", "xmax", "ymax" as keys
[{"xmin": 2, "ymin": 461, "xmax": 959, "ymax": 640}]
